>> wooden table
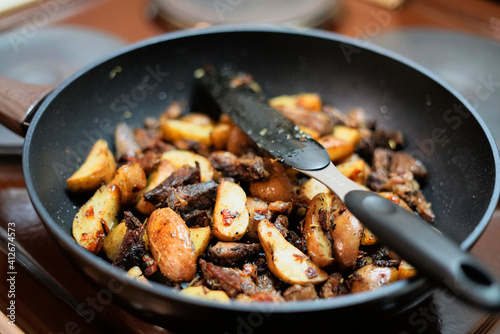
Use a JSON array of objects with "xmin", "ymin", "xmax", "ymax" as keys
[{"xmin": 1, "ymin": 0, "xmax": 499, "ymax": 333}]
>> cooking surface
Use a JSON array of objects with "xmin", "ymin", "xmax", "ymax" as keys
[{"xmin": 1, "ymin": 0, "xmax": 500, "ymax": 333}]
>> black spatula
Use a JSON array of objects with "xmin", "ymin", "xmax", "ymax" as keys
[{"xmin": 196, "ymin": 66, "xmax": 500, "ymax": 311}]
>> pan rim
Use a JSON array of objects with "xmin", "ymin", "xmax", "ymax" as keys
[{"xmin": 22, "ymin": 23, "xmax": 500, "ymax": 315}]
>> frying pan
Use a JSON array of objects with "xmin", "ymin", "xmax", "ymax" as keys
[{"xmin": 1, "ymin": 25, "xmax": 499, "ymax": 332}]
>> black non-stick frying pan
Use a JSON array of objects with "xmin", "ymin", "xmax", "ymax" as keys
[{"xmin": 1, "ymin": 25, "xmax": 499, "ymax": 332}]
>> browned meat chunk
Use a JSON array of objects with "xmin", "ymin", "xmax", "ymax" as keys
[
  {"xmin": 357, "ymin": 129, "xmax": 404, "ymax": 161},
  {"xmin": 209, "ymin": 151, "xmax": 267, "ymax": 182},
  {"xmin": 164, "ymin": 181, "xmax": 218, "ymax": 214},
  {"xmin": 199, "ymin": 259, "xmax": 256, "ymax": 297},
  {"xmin": 115, "ymin": 122, "xmax": 141, "ymax": 160},
  {"xmin": 283, "ymin": 283, "xmax": 318, "ymax": 301},
  {"xmin": 183, "ymin": 209, "xmax": 212, "ymax": 227},
  {"xmin": 320, "ymin": 273, "xmax": 349, "ymax": 298},
  {"xmin": 113, "ymin": 211, "xmax": 156, "ymax": 275},
  {"xmin": 209, "ymin": 242, "xmax": 262, "ymax": 266},
  {"xmin": 390, "ymin": 151, "xmax": 429, "ymax": 181},
  {"xmin": 144, "ymin": 165, "xmax": 201, "ymax": 206}
]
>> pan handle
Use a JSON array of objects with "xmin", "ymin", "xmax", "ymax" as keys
[{"xmin": 0, "ymin": 76, "xmax": 56, "ymax": 137}]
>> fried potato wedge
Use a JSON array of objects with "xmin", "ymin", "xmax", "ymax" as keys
[
  {"xmin": 330, "ymin": 208, "xmax": 363, "ymax": 269},
  {"xmin": 180, "ymin": 286, "xmax": 230, "ymax": 303},
  {"xmin": 135, "ymin": 160, "xmax": 175, "ymax": 215},
  {"xmin": 213, "ymin": 180, "xmax": 249, "ymax": 241},
  {"xmin": 110, "ymin": 162, "xmax": 147, "ymax": 206},
  {"xmin": 189, "ymin": 226, "xmax": 211, "ymax": 257},
  {"xmin": 333, "ymin": 125, "xmax": 361, "ymax": 146},
  {"xmin": 398, "ymin": 260, "xmax": 417, "ymax": 280},
  {"xmin": 72, "ymin": 185, "xmax": 121, "ymax": 254},
  {"xmin": 249, "ymin": 159, "xmax": 294, "ymax": 203},
  {"xmin": 317, "ymin": 135, "xmax": 354, "ymax": 162},
  {"xmin": 147, "ymin": 208, "xmax": 196, "ymax": 282},
  {"xmin": 210, "ymin": 123, "xmax": 232, "ymax": 150},
  {"xmin": 336, "ymin": 159, "xmax": 368, "ymax": 185},
  {"xmin": 160, "ymin": 150, "xmax": 214, "ymax": 182},
  {"xmin": 103, "ymin": 221, "xmax": 127, "ymax": 261},
  {"xmin": 160, "ymin": 119, "xmax": 214, "ymax": 146},
  {"xmin": 298, "ymin": 178, "xmax": 332, "ymax": 201},
  {"xmin": 269, "ymin": 93, "xmax": 322, "ymax": 112},
  {"xmin": 127, "ymin": 266, "xmax": 149, "ymax": 284},
  {"xmin": 258, "ymin": 219, "xmax": 328, "ymax": 285},
  {"xmin": 304, "ymin": 193, "xmax": 334, "ymax": 268},
  {"xmin": 350, "ymin": 264, "xmax": 399, "ymax": 293},
  {"xmin": 66, "ymin": 139, "xmax": 116, "ymax": 192}
]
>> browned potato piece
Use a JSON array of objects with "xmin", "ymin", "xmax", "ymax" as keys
[
  {"xmin": 66, "ymin": 139, "xmax": 116, "ymax": 192},
  {"xmin": 189, "ymin": 226, "xmax": 211, "ymax": 257},
  {"xmin": 298, "ymin": 178, "xmax": 332, "ymax": 201},
  {"xmin": 246, "ymin": 196, "xmax": 271, "ymax": 240},
  {"xmin": 135, "ymin": 160, "xmax": 175, "ymax": 215},
  {"xmin": 333, "ymin": 125, "xmax": 361, "ymax": 146},
  {"xmin": 361, "ymin": 228, "xmax": 378, "ymax": 246},
  {"xmin": 225, "ymin": 126, "xmax": 256, "ymax": 156},
  {"xmin": 161, "ymin": 150, "xmax": 214, "ymax": 182},
  {"xmin": 210, "ymin": 123, "xmax": 232, "ymax": 150},
  {"xmin": 336, "ymin": 159, "xmax": 368, "ymax": 185},
  {"xmin": 258, "ymin": 219, "xmax": 328, "ymax": 285},
  {"xmin": 350, "ymin": 264, "xmax": 399, "ymax": 293},
  {"xmin": 269, "ymin": 93, "xmax": 322, "ymax": 112},
  {"xmin": 213, "ymin": 180, "xmax": 249, "ymax": 241},
  {"xmin": 317, "ymin": 135, "xmax": 354, "ymax": 162},
  {"xmin": 330, "ymin": 208, "xmax": 363, "ymax": 269},
  {"xmin": 102, "ymin": 221, "xmax": 127, "ymax": 261},
  {"xmin": 161, "ymin": 119, "xmax": 214, "ymax": 146},
  {"xmin": 249, "ymin": 159, "xmax": 294, "ymax": 203},
  {"xmin": 147, "ymin": 208, "xmax": 196, "ymax": 282},
  {"xmin": 110, "ymin": 162, "xmax": 147, "ymax": 206},
  {"xmin": 398, "ymin": 260, "xmax": 417, "ymax": 280},
  {"xmin": 72, "ymin": 185, "xmax": 121, "ymax": 254},
  {"xmin": 180, "ymin": 286, "xmax": 230, "ymax": 303},
  {"xmin": 127, "ymin": 266, "xmax": 149, "ymax": 284},
  {"xmin": 378, "ymin": 192, "xmax": 413, "ymax": 212},
  {"xmin": 304, "ymin": 193, "xmax": 334, "ymax": 268},
  {"xmin": 181, "ymin": 112, "xmax": 214, "ymax": 125}
]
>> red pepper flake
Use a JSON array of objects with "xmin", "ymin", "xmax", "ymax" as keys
[
  {"xmin": 293, "ymin": 253, "xmax": 306, "ymax": 262},
  {"xmin": 305, "ymin": 267, "xmax": 318, "ymax": 279},
  {"xmin": 221, "ymin": 209, "xmax": 239, "ymax": 226},
  {"xmin": 85, "ymin": 206, "xmax": 94, "ymax": 218}
]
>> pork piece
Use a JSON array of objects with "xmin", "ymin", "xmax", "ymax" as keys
[
  {"xmin": 115, "ymin": 122, "xmax": 141, "ymax": 160},
  {"xmin": 164, "ymin": 181, "xmax": 218, "ymax": 214},
  {"xmin": 320, "ymin": 273, "xmax": 349, "ymax": 298},
  {"xmin": 174, "ymin": 139, "xmax": 210, "ymax": 157},
  {"xmin": 356, "ymin": 129, "xmax": 404, "ymax": 162},
  {"xmin": 199, "ymin": 259, "xmax": 256, "ymax": 297},
  {"xmin": 209, "ymin": 242, "xmax": 262, "ymax": 266},
  {"xmin": 182, "ymin": 209, "xmax": 212, "ymax": 227},
  {"xmin": 133, "ymin": 127, "xmax": 174, "ymax": 154},
  {"xmin": 283, "ymin": 283, "xmax": 318, "ymax": 301},
  {"xmin": 367, "ymin": 148, "xmax": 435, "ymax": 222},
  {"xmin": 113, "ymin": 211, "xmax": 157, "ymax": 275},
  {"xmin": 144, "ymin": 165, "xmax": 201, "ymax": 206},
  {"xmin": 274, "ymin": 106, "xmax": 335, "ymax": 136},
  {"xmin": 209, "ymin": 151, "xmax": 267, "ymax": 182}
]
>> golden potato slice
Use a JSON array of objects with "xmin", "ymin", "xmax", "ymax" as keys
[
  {"xmin": 246, "ymin": 197, "xmax": 271, "ymax": 240},
  {"xmin": 72, "ymin": 185, "xmax": 121, "ymax": 254},
  {"xmin": 160, "ymin": 150, "xmax": 214, "ymax": 182},
  {"xmin": 189, "ymin": 226, "xmax": 211, "ymax": 257},
  {"xmin": 330, "ymin": 208, "xmax": 363, "ymax": 269},
  {"xmin": 213, "ymin": 180, "xmax": 249, "ymax": 241},
  {"xmin": 180, "ymin": 286, "xmax": 230, "ymax": 303},
  {"xmin": 147, "ymin": 208, "xmax": 196, "ymax": 282},
  {"xmin": 102, "ymin": 221, "xmax": 127, "ymax": 261},
  {"xmin": 398, "ymin": 260, "xmax": 417, "ymax": 280},
  {"xmin": 210, "ymin": 123, "xmax": 232, "ymax": 150},
  {"xmin": 336, "ymin": 159, "xmax": 368, "ymax": 184},
  {"xmin": 317, "ymin": 135, "xmax": 354, "ymax": 162},
  {"xmin": 66, "ymin": 139, "xmax": 116, "ymax": 192},
  {"xmin": 298, "ymin": 126, "xmax": 320, "ymax": 140},
  {"xmin": 304, "ymin": 193, "xmax": 334, "ymax": 268},
  {"xmin": 258, "ymin": 219, "xmax": 328, "ymax": 285},
  {"xmin": 110, "ymin": 162, "xmax": 147, "ymax": 206},
  {"xmin": 299, "ymin": 177, "xmax": 332, "ymax": 201},
  {"xmin": 333, "ymin": 125, "xmax": 361, "ymax": 146},
  {"xmin": 269, "ymin": 93, "xmax": 322, "ymax": 112},
  {"xmin": 135, "ymin": 160, "xmax": 175, "ymax": 215},
  {"xmin": 181, "ymin": 112, "xmax": 214, "ymax": 125},
  {"xmin": 225, "ymin": 125, "xmax": 256, "ymax": 156},
  {"xmin": 127, "ymin": 266, "xmax": 149, "ymax": 284},
  {"xmin": 249, "ymin": 159, "xmax": 294, "ymax": 203},
  {"xmin": 160, "ymin": 119, "xmax": 214, "ymax": 146},
  {"xmin": 361, "ymin": 227, "xmax": 378, "ymax": 246},
  {"xmin": 350, "ymin": 264, "xmax": 399, "ymax": 293}
]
